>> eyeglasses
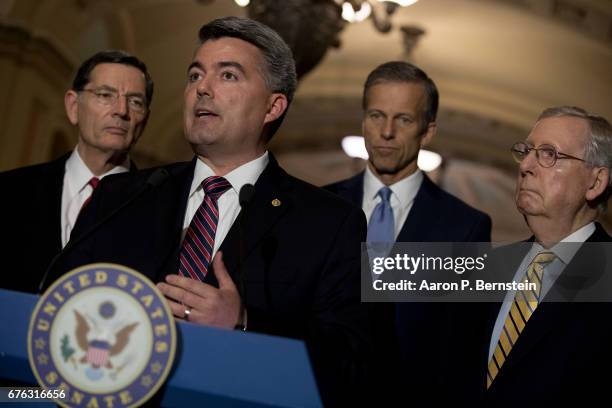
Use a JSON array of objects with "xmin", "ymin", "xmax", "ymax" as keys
[
  {"xmin": 80, "ymin": 88, "xmax": 148, "ymax": 114},
  {"xmin": 511, "ymin": 141, "xmax": 586, "ymax": 168}
]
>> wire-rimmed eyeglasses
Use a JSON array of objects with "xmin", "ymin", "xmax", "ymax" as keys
[
  {"xmin": 511, "ymin": 142, "xmax": 586, "ymax": 168},
  {"xmin": 80, "ymin": 87, "xmax": 148, "ymax": 115}
]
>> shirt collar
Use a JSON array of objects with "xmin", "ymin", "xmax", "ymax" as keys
[
  {"xmin": 190, "ymin": 151, "xmax": 269, "ymax": 197},
  {"xmin": 65, "ymin": 147, "xmax": 130, "ymax": 192},
  {"xmin": 529, "ymin": 222, "xmax": 596, "ymax": 265},
  {"xmin": 363, "ymin": 165, "xmax": 423, "ymax": 206}
]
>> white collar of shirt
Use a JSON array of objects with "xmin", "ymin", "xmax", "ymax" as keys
[
  {"xmin": 488, "ymin": 221, "xmax": 596, "ymax": 361},
  {"xmin": 362, "ymin": 165, "xmax": 423, "ymax": 238},
  {"xmin": 188, "ymin": 151, "xmax": 269, "ymax": 199},
  {"xmin": 363, "ymin": 165, "xmax": 423, "ymax": 207},
  {"xmin": 65, "ymin": 148, "xmax": 130, "ymax": 194},
  {"xmin": 526, "ymin": 222, "xmax": 595, "ymax": 266},
  {"xmin": 516, "ymin": 222, "xmax": 596, "ymax": 298},
  {"xmin": 61, "ymin": 147, "xmax": 130, "ymax": 247},
  {"xmin": 182, "ymin": 151, "xmax": 269, "ymax": 259}
]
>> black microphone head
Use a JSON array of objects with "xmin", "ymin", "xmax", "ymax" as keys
[
  {"xmin": 146, "ymin": 168, "xmax": 170, "ymax": 188},
  {"xmin": 239, "ymin": 184, "xmax": 256, "ymax": 207}
]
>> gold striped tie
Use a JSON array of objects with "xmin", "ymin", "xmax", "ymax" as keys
[{"xmin": 487, "ymin": 251, "xmax": 557, "ymax": 389}]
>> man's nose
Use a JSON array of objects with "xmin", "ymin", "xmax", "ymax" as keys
[
  {"xmin": 196, "ymin": 76, "xmax": 213, "ymax": 99},
  {"xmin": 112, "ymin": 95, "xmax": 129, "ymax": 118},
  {"xmin": 519, "ymin": 148, "xmax": 538, "ymax": 174},
  {"xmin": 381, "ymin": 118, "xmax": 394, "ymax": 140}
]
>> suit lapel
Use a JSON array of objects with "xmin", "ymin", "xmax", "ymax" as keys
[
  {"xmin": 397, "ymin": 174, "xmax": 438, "ymax": 242},
  {"xmin": 493, "ymin": 224, "xmax": 611, "ymax": 382},
  {"xmin": 216, "ymin": 155, "xmax": 292, "ymax": 284},
  {"xmin": 334, "ymin": 172, "xmax": 364, "ymax": 208},
  {"xmin": 155, "ymin": 159, "xmax": 196, "ymax": 280}
]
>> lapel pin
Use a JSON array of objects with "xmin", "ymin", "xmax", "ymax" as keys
[{"xmin": 271, "ymin": 198, "xmax": 281, "ymax": 207}]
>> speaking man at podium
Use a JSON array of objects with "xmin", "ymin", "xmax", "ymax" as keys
[{"xmin": 45, "ymin": 17, "xmax": 369, "ymax": 406}]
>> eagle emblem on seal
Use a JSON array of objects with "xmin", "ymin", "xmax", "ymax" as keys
[{"xmin": 74, "ymin": 309, "xmax": 139, "ymax": 370}]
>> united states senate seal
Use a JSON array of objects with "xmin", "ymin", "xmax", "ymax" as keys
[{"xmin": 27, "ymin": 263, "xmax": 176, "ymax": 407}]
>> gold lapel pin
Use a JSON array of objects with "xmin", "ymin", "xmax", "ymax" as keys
[{"xmin": 271, "ymin": 198, "xmax": 281, "ymax": 207}]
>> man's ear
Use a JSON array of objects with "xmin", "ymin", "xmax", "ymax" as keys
[
  {"xmin": 586, "ymin": 166, "xmax": 610, "ymax": 202},
  {"xmin": 64, "ymin": 90, "xmax": 79, "ymax": 125},
  {"xmin": 420, "ymin": 122, "xmax": 437, "ymax": 148},
  {"xmin": 263, "ymin": 93, "xmax": 288, "ymax": 125}
]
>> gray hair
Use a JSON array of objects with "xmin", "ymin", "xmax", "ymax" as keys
[
  {"xmin": 362, "ymin": 61, "xmax": 439, "ymax": 132},
  {"xmin": 539, "ymin": 105, "xmax": 612, "ymax": 211},
  {"xmin": 198, "ymin": 16, "xmax": 297, "ymax": 140}
]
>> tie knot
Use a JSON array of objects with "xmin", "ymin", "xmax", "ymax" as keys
[
  {"xmin": 377, "ymin": 187, "xmax": 392, "ymax": 203},
  {"xmin": 202, "ymin": 176, "xmax": 231, "ymax": 200},
  {"xmin": 532, "ymin": 251, "xmax": 556, "ymax": 266},
  {"xmin": 88, "ymin": 177, "xmax": 100, "ymax": 190}
]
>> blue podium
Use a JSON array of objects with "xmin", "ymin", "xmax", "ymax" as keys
[{"xmin": 0, "ymin": 289, "xmax": 322, "ymax": 407}]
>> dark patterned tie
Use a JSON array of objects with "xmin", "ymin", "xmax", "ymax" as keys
[
  {"xmin": 77, "ymin": 177, "xmax": 100, "ymax": 219},
  {"xmin": 179, "ymin": 176, "xmax": 232, "ymax": 281}
]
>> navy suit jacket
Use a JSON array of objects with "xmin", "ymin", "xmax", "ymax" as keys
[
  {"xmin": 0, "ymin": 154, "xmax": 69, "ymax": 293},
  {"xmin": 0, "ymin": 154, "xmax": 137, "ymax": 294},
  {"xmin": 326, "ymin": 171, "xmax": 492, "ymax": 403},
  {"xmin": 326, "ymin": 171, "xmax": 491, "ymax": 242},
  {"xmin": 477, "ymin": 223, "xmax": 612, "ymax": 407},
  {"xmin": 49, "ymin": 154, "xmax": 369, "ymax": 406}
]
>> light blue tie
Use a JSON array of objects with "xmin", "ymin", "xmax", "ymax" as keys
[
  {"xmin": 367, "ymin": 187, "xmax": 395, "ymax": 243},
  {"xmin": 367, "ymin": 187, "xmax": 395, "ymax": 280}
]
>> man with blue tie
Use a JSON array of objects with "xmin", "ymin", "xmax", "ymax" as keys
[
  {"xmin": 482, "ymin": 106, "xmax": 612, "ymax": 405},
  {"xmin": 326, "ymin": 61, "xmax": 491, "ymax": 403}
]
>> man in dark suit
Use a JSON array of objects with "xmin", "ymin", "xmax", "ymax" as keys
[
  {"xmin": 326, "ymin": 61, "xmax": 491, "ymax": 242},
  {"xmin": 0, "ymin": 50, "xmax": 153, "ymax": 293},
  {"xmin": 325, "ymin": 61, "xmax": 491, "ymax": 403},
  {"xmin": 49, "ymin": 17, "xmax": 368, "ymax": 406},
  {"xmin": 479, "ymin": 106, "xmax": 612, "ymax": 406}
]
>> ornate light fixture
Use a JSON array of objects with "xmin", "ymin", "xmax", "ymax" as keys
[
  {"xmin": 335, "ymin": 0, "xmax": 418, "ymax": 32},
  {"xmin": 230, "ymin": 0, "xmax": 421, "ymax": 78}
]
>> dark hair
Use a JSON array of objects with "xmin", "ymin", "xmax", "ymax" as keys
[
  {"xmin": 71, "ymin": 50, "xmax": 154, "ymax": 108},
  {"xmin": 363, "ymin": 61, "xmax": 438, "ymax": 130},
  {"xmin": 198, "ymin": 16, "xmax": 297, "ymax": 140}
]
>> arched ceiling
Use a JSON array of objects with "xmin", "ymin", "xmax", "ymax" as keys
[
  {"xmin": 2, "ymin": 0, "xmax": 611, "ymax": 239},
  {"xmin": 3, "ymin": 0, "xmax": 611, "ymax": 167}
]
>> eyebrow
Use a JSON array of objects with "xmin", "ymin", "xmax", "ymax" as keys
[
  {"xmin": 94, "ymin": 85, "xmax": 145, "ymax": 98},
  {"xmin": 187, "ymin": 61, "xmax": 202, "ymax": 73},
  {"xmin": 187, "ymin": 60, "xmax": 246, "ymax": 75},
  {"xmin": 218, "ymin": 61, "xmax": 246, "ymax": 74},
  {"xmin": 366, "ymin": 108, "xmax": 414, "ymax": 118}
]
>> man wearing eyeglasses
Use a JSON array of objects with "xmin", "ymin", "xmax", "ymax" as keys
[
  {"xmin": 482, "ymin": 106, "xmax": 612, "ymax": 405},
  {"xmin": 0, "ymin": 50, "xmax": 153, "ymax": 293}
]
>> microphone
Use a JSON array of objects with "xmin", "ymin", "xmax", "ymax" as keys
[
  {"xmin": 239, "ymin": 184, "xmax": 255, "ymax": 207},
  {"xmin": 37, "ymin": 168, "xmax": 170, "ymax": 293},
  {"xmin": 236, "ymin": 183, "xmax": 255, "ymax": 329}
]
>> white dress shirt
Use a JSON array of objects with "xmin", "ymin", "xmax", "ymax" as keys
[
  {"xmin": 488, "ymin": 222, "xmax": 596, "ymax": 361},
  {"xmin": 181, "ymin": 151, "xmax": 269, "ymax": 259},
  {"xmin": 61, "ymin": 148, "xmax": 129, "ymax": 247},
  {"xmin": 362, "ymin": 165, "xmax": 424, "ymax": 239}
]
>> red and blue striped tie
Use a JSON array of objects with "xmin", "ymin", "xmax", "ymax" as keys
[{"xmin": 179, "ymin": 176, "xmax": 232, "ymax": 281}]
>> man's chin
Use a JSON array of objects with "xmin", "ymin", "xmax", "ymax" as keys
[
  {"xmin": 369, "ymin": 160, "xmax": 399, "ymax": 176},
  {"xmin": 516, "ymin": 202, "xmax": 542, "ymax": 218}
]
